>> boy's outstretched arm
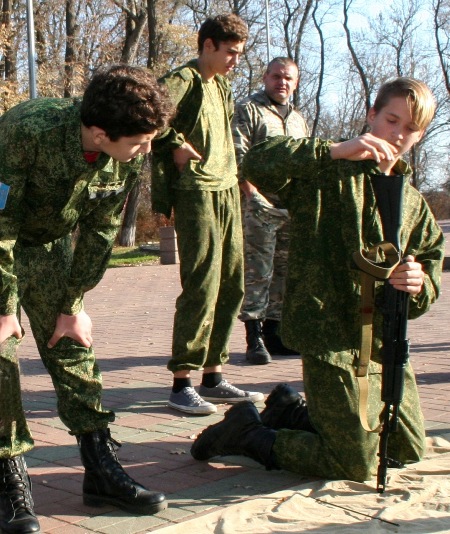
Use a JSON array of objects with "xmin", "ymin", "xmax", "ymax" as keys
[{"xmin": 330, "ymin": 133, "xmax": 398, "ymax": 163}]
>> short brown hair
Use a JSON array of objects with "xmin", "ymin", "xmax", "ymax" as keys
[
  {"xmin": 266, "ymin": 57, "xmax": 298, "ymax": 75},
  {"xmin": 372, "ymin": 77, "xmax": 436, "ymax": 131},
  {"xmin": 198, "ymin": 13, "xmax": 248, "ymax": 52},
  {"xmin": 81, "ymin": 65, "xmax": 174, "ymax": 141}
]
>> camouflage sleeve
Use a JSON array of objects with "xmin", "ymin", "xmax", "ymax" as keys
[
  {"xmin": 0, "ymin": 172, "xmax": 25, "ymax": 315},
  {"xmin": 0, "ymin": 126, "xmax": 35, "ymax": 315},
  {"xmin": 224, "ymin": 79, "xmax": 234, "ymax": 123},
  {"xmin": 152, "ymin": 71, "xmax": 193, "ymax": 154},
  {"xmin": 232, "ymin": 102, "xmax": 254, "ymax": 180},
  {"xmin": 242, "ymin": 135, "xmax": 333, "ymax": 193},
  {"xmin": 152, "ymin": 127, "xmax": 185, "ymax": 153},
  {"xmin": 61, "ymin": 168, "xmax": 141, "ymax": 315},
  {"xmin": 404, "ymin": 196, "xmax": 445, "ymax": 320}
]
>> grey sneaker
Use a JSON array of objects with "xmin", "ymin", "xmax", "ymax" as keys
[
  {"xmin": 199, "ymin": 379, "xmax": 264, "ymax": 404},
  {"xmin": 168, "ymin": 387, "xmax": 217, "ymax": 415}
]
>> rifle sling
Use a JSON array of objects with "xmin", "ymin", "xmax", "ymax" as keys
[{"xmin": 352, "ymin": 242, "xmax": 401, "ymax": 433}]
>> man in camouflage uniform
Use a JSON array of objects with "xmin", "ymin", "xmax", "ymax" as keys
[
  {"xmin": 152, "ymin": 14, "xmax": 263, "ymax": 415},
  {"xmin": 191, "ymin": 78, "xmax": 444, "ymax": 483},
  {"xmin": 0, "ymin": 66, "xmax": 172, "ymax": 533},
  {"xmin": 233, "ymin": 57, "xmax": 309, "ymax": 364}
]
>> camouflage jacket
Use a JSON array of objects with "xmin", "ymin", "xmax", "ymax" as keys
[
  {"xmin": 243, "ymin": 136, "xmax": 444, "ymax": 365},
  {"xmin": 151, "ymin": 60, "xmax": 235, "ymax": 217},
  {"xmin": 0, "ymin": 98, "xmax": 143, "ymax": 316},
  {"xmin": 232, "ymin": 90, "xmax": 309, "ymax": 207}
]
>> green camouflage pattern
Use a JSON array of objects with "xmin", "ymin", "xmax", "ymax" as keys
[
  {"xmin": 169, "ymin": 186, "xmax": 244, "ymax": 372},
  {"xmin": 0, "ymin": 98, "xmax": 142, "ymax": 457},
  {"xmin": 151, "ymin": 60, "xmax": 237, "ymax": 217},
  {"xmin": 239, "ymin": 192, "xmax": 289, "ymax": 321},
  {"xmin": 0, "ymin": 98, "xmax": 143, "ymax": 316},
  {"xmin": 274, "ymin": 355, "xmax": 425, "ymax": 481},
  {"xmin": 243, "ymin": 135, "xmax": 444, "ymax": 480},
  {"xmin": 157, "ymin": 61, "xmax": 244, "ymax": 372},
  {"xmin": 233, "ymin": 90, "xmax": 309, "ymax": 203},
  {"xmin": 0, "ymin": 239, "xmax": 114, "ymax": 458},
  {"xmin": 232, "ymin": 91, "xmax": 309, "ymax": 322}
]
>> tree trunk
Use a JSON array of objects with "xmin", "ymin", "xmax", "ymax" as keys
[
  {"xmin": 311, "ymin": 0, "xmax": 324, "ymax": 136},
  {"xmin": 343, "ymin": 0, "xmax": 371, "ymax": 131},
  {"xmin": 1, "ymin": 0, "xmax": 16, "ymax": 80},
  {"xmin": 64, "ymin": 0, "xmax": 77, "ymax": 97},
  {"xmin": 147, "ymin": 0, "xmax": 158, "ymax": 69},
  {"xmin": 117, "ymin": 1, "xmax": 148, "ymax": 246},
  {"xmin": 120, "ymin": 4, "xmax": 147, "ymax": 63},
  {"xmin": 119, "ymin": 179, "xmax": 141, "ymax": 246}
]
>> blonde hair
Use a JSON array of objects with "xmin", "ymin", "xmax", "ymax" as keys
[{"xmin": 373, "ymin": 77, "xmax": 436, "ymax": 130}]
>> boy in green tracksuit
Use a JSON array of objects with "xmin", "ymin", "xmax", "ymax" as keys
[
  {"xmin": 191, "ymin": 77, "xmax": 444, "ymax": 484},
  {"xmin": 152, "ymin": 14, "xmax": 263, "ymax": 415},
  {"xmin": 0, "ymin": 66, "xmax": 172, "ymax": 533}
]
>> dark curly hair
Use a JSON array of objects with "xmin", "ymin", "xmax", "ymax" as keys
[
  {"xmin": 81, "ymin": 65, "xmax": 174, "ymax": 141},
  {"xmin": 198, "ymin": 13, "xmax": 248, "ymax": 52}
]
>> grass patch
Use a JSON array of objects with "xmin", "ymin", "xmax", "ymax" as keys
[{"xmin": 109, "ymin": 246, "xmax": 159, "ymax": 267}]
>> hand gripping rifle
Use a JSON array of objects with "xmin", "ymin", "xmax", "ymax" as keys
[
  {"xmin": 372, "ymin": 173, "xmax": 410, "ymax": 494},
  {"xmin": 353, "ymin": 173, "xmax": 409, "ymax": 494}
]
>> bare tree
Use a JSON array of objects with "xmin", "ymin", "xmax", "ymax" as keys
[
  {"xmin": 111, "ymin": 0, "xmax": 148, "ymax": 63},
  {"xmin": 310, "ymin": 0, "xmax": 324, "ymax": 135},
  {"xmin": 64, "ymin": 0, "xmax": 78, "ymax": 96},
  {"xmin": 1, "ymin": 0, "xmax": 16, "ymax": 81},
  {"xmin": 433, "ymin": 0, "xmax": 450, "ymax": 93},
  {"xmin": 343, "ymin": 0, "xmax": 371, "ymax": 127},
  {"xmin": 373, "ymin": 0, "xmax": 421, "ymax": 77}
]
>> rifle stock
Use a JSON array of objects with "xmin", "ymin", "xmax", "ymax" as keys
[{"xmin": 370, "ymin": 174, "xmax": 410, "ymax": 494}]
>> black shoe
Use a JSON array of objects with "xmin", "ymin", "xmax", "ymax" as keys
[
  {"xmin": 0, "ymin": 456, "xmax": 40, "ymax": 534},
  {"xmin": 260, "ymin": 383, "xmax": 316, "ymax": 432},
  {"xmin": 191, "ymin": 401, "xmax": 278, "ymax": 469},
  {"xmin": 262, "ymin": 319, "xmax": 299, "ymax": 356},
  {"xmin": 77, "ymin": 429, "xmax": 167, "ymax": 515},
  {"xmin": 244, "ymin": 320, "xmax": 272, "ymax": 364}
]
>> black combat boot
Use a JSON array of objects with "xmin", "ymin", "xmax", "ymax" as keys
[
  {"xmin": 191, "ymin": 401, "xmax": 279, "ymax": 469},
  {"xmin": 244, "ymin": 320, "xmax": 271, "ymax": 364},
  {"xmin": 260, "ymin": 383, "xmax": 316, "ymax": 433},
  {"xmin": 262, "ymin": 319, "xmax": 299, "ymax": 356},
  {"xmin": 77, "ymin": 429, "xmax": 166, "ymax": 515},
  {"xmin": 0, "ymin": 456, "xmax": 40, "ymax": 534}
]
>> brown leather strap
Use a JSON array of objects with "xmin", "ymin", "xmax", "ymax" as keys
[{"xmin": 353, "ymin": 242, "xmax": 401, "ymax": 433}]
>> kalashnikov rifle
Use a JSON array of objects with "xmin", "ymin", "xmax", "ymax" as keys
[
  {"xmin": 371, "ymin": 173, "xmax": 410, "ymax": 494},
  {"xmin": 352, "ymin": 173, "xmax": 410, "ymax": 494}
]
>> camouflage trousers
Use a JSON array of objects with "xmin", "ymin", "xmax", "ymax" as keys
[
  {"xmin": 239, "ymin": 192, "xmax": 290, "ymax": 322},
  {"xmin": 169, "ymin": 186, "xmax": 244, "ymax": 372},
  {"xmin": 0, "ymin": 238, "xmax": 114, "ymax": 459},
  {"xmin": 273, "ymin": 355, "xmax": 425, "ymax": 482}
]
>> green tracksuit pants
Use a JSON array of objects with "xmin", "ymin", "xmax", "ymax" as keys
[
  {"xmin": 169, "ymin": 185, "xmax": 244, "ymax": 372},
  {"xmin": 0, "ymin": 238, "xmax": 114, "ymax": 458},
  {"xmin": 273, "ymin": 355, "xmax": 425, "ymax": 482}
]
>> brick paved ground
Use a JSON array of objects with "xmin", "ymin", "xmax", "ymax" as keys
[{"xmin": 15, "ymin": 221, "xmax": 450, "ymax": 533}]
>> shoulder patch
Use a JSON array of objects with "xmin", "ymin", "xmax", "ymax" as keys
[{"xmin": 0, "ymin": 182, "xmax": 10, "ymax": 210}]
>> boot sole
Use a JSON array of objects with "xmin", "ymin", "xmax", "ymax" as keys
[
  {"xmin": 167, "ymin": 400, "xmax": 217, "ymax": 414},
  {"xmin": 264, "ymin": 383, "xmax": 301, "ymax": 408},
  {"xmin": 191, "ymin": 401, "xmax": 260, "ymax": 461},
  {"xmin": 201, "ymin": 394, "xmax": 264, "ymax": 404},
  {"xmin": 83, "ymin": 494, "xmax": 168, "ymax": 515},
  {"xmin": 246, "ymin": 354, "xmax": 272, "ymax": 365}
]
